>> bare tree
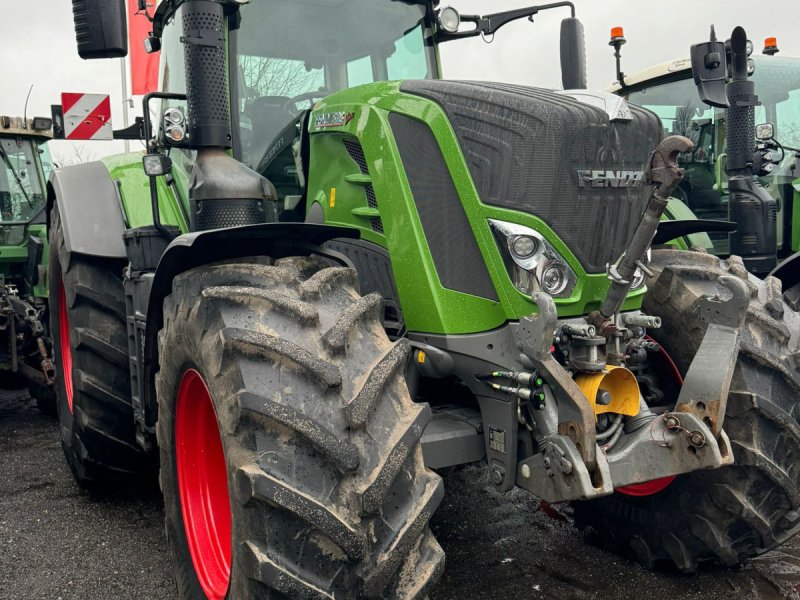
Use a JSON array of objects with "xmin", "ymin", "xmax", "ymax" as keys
[
  {"xmin": 239, "ymin": 55, "xmax": 323, "ymax": 102},
  {"xmin": 53, "ymin": 144, "xmax": 95, "ymax": 167}
]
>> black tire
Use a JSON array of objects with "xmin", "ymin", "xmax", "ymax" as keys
[
  {"xmin": 30, "ymin": 381, "xmax": 57, "ymax": 418},
  {"xmin": 576, "ymin": 249, "xmax": 800, "ymax": 571},
  {"xmin": 157, "ymin": 257, "xmax": 445, "ymax": 598},
  {"xmin": 49, "ymin": 202, "xmax": 146, "ymax": 484}
]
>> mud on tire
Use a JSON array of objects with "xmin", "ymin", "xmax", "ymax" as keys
[
  {"xmin": 156, "ymin": 257, "xmax": 444, "ymax": 598},
  {"xmin": 576, "ymin": 249, "xmax": 800, "ymax": 571},
  {"xmin": 49, "ymin": 202, "xmax": 147, "ymax": 484}
]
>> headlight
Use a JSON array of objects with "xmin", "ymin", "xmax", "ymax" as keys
[
  {"xmin": 489, "ymin": 219, "xmax": 578, "ymax": 298},
  {"xmin": 438, "ymin": 6, "xmax": 461, "ymax": 33}
]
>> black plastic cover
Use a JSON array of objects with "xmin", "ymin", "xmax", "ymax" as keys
[
  {"xmin": 690, "ymin": 38, "xmax": 729, "ymax": 108},
  {"xmin": 560, "ymin": 18, "xmax": 587, "ymax": 90},
  {"xmin": 401, "ymin": 80, "xmax": 663, "ymax": 273},
  {"xmin": 71, "ymin": 0, "xmax": 128, "ymax": 59},
  {"xmin": 390, "ymin": 113, "xmax": 499, "ymax": 301}
]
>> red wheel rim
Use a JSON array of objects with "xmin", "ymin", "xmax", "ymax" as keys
[
  {"xmin": 175, "ymin": 369, "xmax": 232, "ymax": 600},
  {"xmin": 616, "ymin": 339, "xmax": 682, "ymax": 497},
  {"xmin": 58, "ymin": 279, "xmax": 74, "ymax": 413}
]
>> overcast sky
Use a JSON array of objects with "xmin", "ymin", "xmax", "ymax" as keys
[{"xmin": 1, "ymin": 0, "xmax": 798, "ymax": 161}]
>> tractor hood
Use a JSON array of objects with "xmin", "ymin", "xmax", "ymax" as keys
[{"xmin": 401, "ymin": 80, "xmax": 663, "ymax": 272}]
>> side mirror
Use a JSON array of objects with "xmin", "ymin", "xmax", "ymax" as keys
[
  {"xmin": 690, "ymin": 26, "xmax": 728, "ymax": 108},
  {"xmin": 72, "ymin": 0, "xmax": 128, "ymax": 59},
  {"xmin": 560, "ymin": 18, "xmax": 587, "ymax": 90},
  {"xmin": 756, "ymin": 123, "xmax": 775, "ymax": 140}
]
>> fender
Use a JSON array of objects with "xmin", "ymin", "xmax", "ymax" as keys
[
  {"xmin": 770, "ymin": 251, "xmax": 800, "ymax": 294},
  {"xmin": 139, "ymin": 222, "xmax": 359, "ymax": 431},
  {"xmin": 653, "ymin": 219, "xmax": 737, "ymax": 245},
  {"xmin": 46, "ymin": 161, "xmax": 127, "ymax": 259}
]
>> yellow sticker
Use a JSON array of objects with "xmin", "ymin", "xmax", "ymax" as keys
[
  {"xmin": 417, "ymin": 350, "xmax": 426, "ymax": 364},
  {"xmin": 329, "ymin": 187, "xmax": 336, "ymax": 208}
]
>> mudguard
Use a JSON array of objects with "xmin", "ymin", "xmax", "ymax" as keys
[
  {"xmin": 139, "ymin": 223, "xmax": 358, "ymax": 429},
  {"xmin": 46, "ymin": 161, "xmax": 127, "ymax": 259},
  {"xmin": 770, "ymin": 251, "xmax": 800, "ymax": 292}
]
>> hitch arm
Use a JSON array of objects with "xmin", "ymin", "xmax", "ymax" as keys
[{"xmin": 591, "ymin": 135, "xmax": 693, "ymax": 329}]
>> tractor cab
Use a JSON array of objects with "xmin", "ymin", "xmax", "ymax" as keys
[
  {"xmin": 0, "ymin": 117, "xmax": 52, "ymax": 244},
  {"xmin": 158, "ymin": 0, "xmax": 439, "ymax": 212},
  {"xmin": 233, "ymin": 0, "xmax": 437, "ymax": 171}
]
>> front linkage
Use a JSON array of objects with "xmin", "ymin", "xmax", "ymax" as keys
[{"xmin": 514, "ymin": 136, "xmax": 746, "ymax": 502}]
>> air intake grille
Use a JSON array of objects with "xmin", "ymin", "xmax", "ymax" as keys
[{"xmin": 343, "ymin": 138, "xmax": 384, "ymax": 234}]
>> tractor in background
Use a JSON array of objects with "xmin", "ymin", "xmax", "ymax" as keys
[
  {"xmin": 0, "ymin": 115, "xmax": 55, "ymax": 413},
  {"xmin": 610, "ymin": 31, "xmax": 800, "ymax": 301},
  {"xmin": 51, "ymin": 0, "xmax": 800, "ymax": 596}
]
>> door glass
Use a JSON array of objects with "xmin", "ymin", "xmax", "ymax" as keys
[{"xmin": 347, "ymin": 55, "xmax": 374, "ymax": 87}]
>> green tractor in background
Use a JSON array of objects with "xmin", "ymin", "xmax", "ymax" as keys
[
  {"xmin": 610, "ymin": 31, "xmax": 800, "ymax": 299},
  {"xmin": 53, "ymin": 0, "xmax": 800, "ymax": 596},
  {"xmin": 0, "ymin": 114, "xmax": 56, "ymax": 413}
]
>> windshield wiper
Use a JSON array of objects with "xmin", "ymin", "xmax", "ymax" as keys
[{"xmin": 0, "ymin": 145, "xmax": 33, "ymax": 208}]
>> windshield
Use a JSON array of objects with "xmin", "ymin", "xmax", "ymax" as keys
[
  {"xmin": 0, "ymin": 137, "xmax": 46, "ymax": 224},
  {"xmin": 232, "ymin": 0, "xmax": 437, "ymax": 168},
  {"xmin": 755, "ymin": 57, "xmax": 800, "ymax": 147}
]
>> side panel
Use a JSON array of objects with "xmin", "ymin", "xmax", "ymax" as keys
[
  {"xmin": 389, "ymin": 113, "xmax": 498, "ymax": 302},
  {"xmin": 102, "ymin": 154, "xmax": 189, "ymax": 233}
]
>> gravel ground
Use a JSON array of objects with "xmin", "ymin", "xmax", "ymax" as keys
[{"xmin": 2, "ymin": 389, "xmax": 799, "ymax": 600}]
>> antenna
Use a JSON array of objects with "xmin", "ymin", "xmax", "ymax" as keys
[
  {"xmin": 23, "ymin": 84, "xmax": 34, "ymax": 130},
  {"xmin": 709, "ymin": 25, "xmax": 717, "ymax": 42}
]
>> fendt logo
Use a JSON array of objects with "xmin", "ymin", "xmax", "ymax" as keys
[{"xmin": 577, "ymin": 169, "xmax": 644, "ymax": 189}]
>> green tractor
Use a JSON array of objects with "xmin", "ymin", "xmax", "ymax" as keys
[
  {"xmin": 0, "ymin": 114, "xmax": 56, "ymax": 412},
  {"xmin": 610, "ymin": 31, "xmax": 800, "ymax": 292},
  {"xmin": 55, "ymin": 0, "xmax": 800, "ymax": 595}
]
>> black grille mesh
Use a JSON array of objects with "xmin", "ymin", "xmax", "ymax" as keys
[
  {"xmin": 194, "ymin": 199, "xmax": 267, "ymax": 231},
  {"xmin": 343, "ymin": 138, "xmax": 384, "ymax": 234},
  {"xmin": 344, "ymin": 139, "xmax": 368, "ymax": 173},
  {"xmin": 365, "ymin": 185, "xmax": 378, "ymax": 209},
  {"xmin": 390, "ymin": 113, "xmax": 498, "ymax": 301}
]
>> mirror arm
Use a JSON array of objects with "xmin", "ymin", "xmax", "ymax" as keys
[
  {"xmin": 113, "ymin": 117, "xmax": 146, "ymax": 141},
  {"xmin": 436, "ymin": 2, "xmax": 575, "ymax": 43}
]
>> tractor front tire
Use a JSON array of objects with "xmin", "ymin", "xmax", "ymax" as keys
[
  {"xmin": 576, "ymin": 249, "xmax": 800, "ymax": 571},
  {"xmin": 157, "ymin": 257, "xmax": 444, "ymax": 599},
  {"xmin": 49, "ymin": 202, "xmax": 146, "ymax": 484}
]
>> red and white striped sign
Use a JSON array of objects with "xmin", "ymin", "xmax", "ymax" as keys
[{"xmin": 61, "ymin": 93, "xmax": 113, "ymax": 140}]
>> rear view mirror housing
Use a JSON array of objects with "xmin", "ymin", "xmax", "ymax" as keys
[
  {"xmin": 72, "ymin": 0, "xmax": 128, "ymax": 59},
  {"xmin": 560, "ymin": 17, "xmax": 587, "ymax": 90},
  {"xmin": 690, "ymin": 27, "xmax": 728, "ymax": 108}
]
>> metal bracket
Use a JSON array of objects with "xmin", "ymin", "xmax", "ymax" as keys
[
  {"xmin": 606, "ymin": 412, "xmax": 733, "ymax": 488},
  {"xmin": 674, "ymin": 275, "xmax": 750, "ymax": 435},
  {"xmin": 516, "ymin": 436, "xmax": 612, "ymax": 502},
  {"xmin": 516, "ymin": 293, "xmax": 597, "ymax": 470}
]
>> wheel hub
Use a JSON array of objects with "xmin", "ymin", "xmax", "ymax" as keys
[
  {"xmin": 175, "ymin": 369, "xmax": 232, "ymax": 599},
  {"xmin": 58, "ymin": 279, "xmax": 74, "ymax": 413}
]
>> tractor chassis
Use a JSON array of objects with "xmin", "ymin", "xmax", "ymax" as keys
[{"xmin": 415, "ymin": 270, "xmax": 748, "ymax": 503}]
